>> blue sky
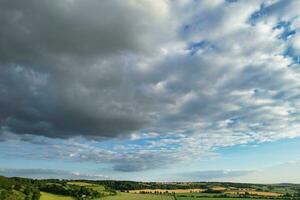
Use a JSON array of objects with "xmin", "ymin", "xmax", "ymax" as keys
[
  {"xmin": 1, "ymin": 0, "xmax": 300, "ymax": 182},
  {"xmin": 1, "ymin": 136, "xmax": 300, "ymax": 182}
]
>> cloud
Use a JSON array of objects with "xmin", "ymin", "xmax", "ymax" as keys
[
  {"xmin": 0, "ymin": 0, "xmax": 176, "ymax": 138},
  {"xmin": 0, "ymin": 168, "xmax": 109, "ymax": 180},
  {"xmin": 225, "ymin": 160, "xmax": 300, "ymax": 184},
  {"xmin": 171, "ymin": 170, "xmax": 254, "ymax": 182},
  {"xmin": 50, "ymin": 138, "xmax": 183, "ymax": 172},
  {"xmin": 0, "ymin": 0, "xmax": 172, "ymax": 64},
  {"xmin": 1, "ymin": 0, "xmax": 300, "ymax": 173}
]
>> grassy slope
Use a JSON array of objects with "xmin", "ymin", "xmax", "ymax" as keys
[
  {"xmin": 67, "ymin": 181, "xmax": 111, "ymax": 196},
  {"xmin": 67, "ymin": 181, "xmax": 106, "ymax": 191},
  {"xmin": 40, "ymin": 192, "xmax": 75, "ymax": 200}
]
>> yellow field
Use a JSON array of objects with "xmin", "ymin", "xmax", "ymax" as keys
[
  {"xmin": 211, "ymin": 186, "xmax": 227, "ymax": 191},
  {"xmin": 129, "ymin": 189, "xmax": 206, "ymax": 194},
  {"xmin": 225, "ymin": 190, "xmax": 282, "ymax": 197},
  {"xmin": 40, "ymin": 192, "xmax": 74, "ymax": 200}
]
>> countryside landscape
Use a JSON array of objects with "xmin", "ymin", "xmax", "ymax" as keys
[
  {"xmin": 1, "ymin": 175, "xmax": 300, "ymax": 200},
  {"xmin": 1, "ymin": 0, "xmax": 300, "ymax": 200}
]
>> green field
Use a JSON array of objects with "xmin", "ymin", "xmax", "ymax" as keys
[
  {"xmin": 102, "ymin": 192, "xmax": 175, "ymax": 200},
  {"xmin": 67, "ymin": 181, "xmax": 106, "ymax": 191},
  {"xmin": 40, "ymin": 192, "xmax": 74, "ymax": 200},
  {"xmin": 67, "ymin": 181, "xmax": 110, "ymax": 195}
]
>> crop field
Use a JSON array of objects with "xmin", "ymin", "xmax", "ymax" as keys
[
  {"xmin": 40, "ymin": 192, "xmax": 74, "ymax": 200},
  {"xmin": 102, "ymin": 192, "xmax": 175, "ymax": 200},
  {"xmin": 130, "ymin": 189, "xmax": 206, "ymax": 194}
]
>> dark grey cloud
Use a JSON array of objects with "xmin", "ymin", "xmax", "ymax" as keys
[
  {"xmin": 0, "ymin": 0, "xmax": 170, "ymax": 65},
  {"xmin": 0, "ymin": 0, "xmax": 173, "ymax": 139},
  {"xmin": 0, "ymin": 64, "xmax": 152, "ymax": 138}
]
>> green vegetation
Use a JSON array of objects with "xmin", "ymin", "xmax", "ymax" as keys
[
  {"xmin": 0, "ymin": 176, "xmax": 111, "ymax": 200},
  {"xmin": 0, "ymin": 176, "xmax": 40, "ymax": 200}
]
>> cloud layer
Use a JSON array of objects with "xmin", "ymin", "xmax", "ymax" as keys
[{"xmin": 1, "ymin": 0, "xmax": 300, "ymax": 174}]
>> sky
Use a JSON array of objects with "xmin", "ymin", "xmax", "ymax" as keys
[{"xmin": 1, "ymin": 0, "xmax": 300, "ymax": 183}]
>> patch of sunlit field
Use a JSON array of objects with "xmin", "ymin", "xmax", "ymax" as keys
[
  {"xmin": 40, "ymin": 192, "xmax": 74, "ymax": 200},
  {"xmin": 129, "ymin": 189, "xmax": 206, "ymax": 194},
  {"xmin": 210, "ymin": 186, "xmax": 227, "ymax": 191}
]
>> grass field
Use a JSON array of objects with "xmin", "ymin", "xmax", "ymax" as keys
[
  {"xmin": 102, "ymin": 192, "xmax": 175, "ymax": 200},
  {"xmin": 40, "ymin": 192, "xmax": 74, "ymax": 200},
  {"xmin": 67, "ymin": 181, "xmax": 106, "ymax": 192}
]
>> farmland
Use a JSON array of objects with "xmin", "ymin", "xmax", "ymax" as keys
[
  {"xmin": 67, "ymin": 181, "xmax": 109, "ymax": 194},
  {"xmin": 1, "ymin": 175, "xmax": 300, "ymax": 200},
  {"xmin": 129, "ymin": 189, "xmax": 206, "ymax": 194}
]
